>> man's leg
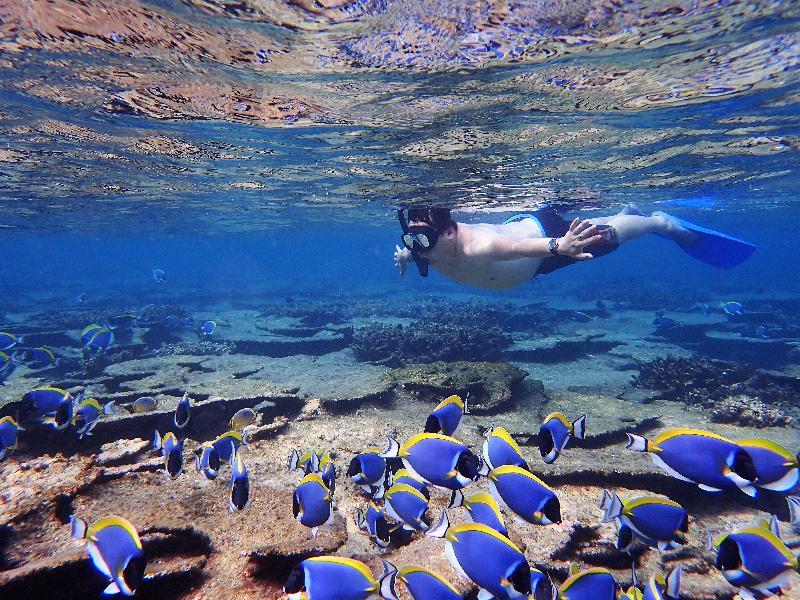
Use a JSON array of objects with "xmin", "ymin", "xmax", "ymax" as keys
[{"xmin": 589, "ymin": 205, "xmax": 696, "ymax": 246}]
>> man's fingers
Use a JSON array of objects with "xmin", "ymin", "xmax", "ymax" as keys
[
  {"xmin": 576, "ymin": 252, "xmax": 594, "ymax": 261},
  {"xmin": 569, "ymin": 217, "xmax": 581, "ymax": 231},
  {"xmin": 579, "ymin": 233, "xmax": 603, "ymax": 247}
]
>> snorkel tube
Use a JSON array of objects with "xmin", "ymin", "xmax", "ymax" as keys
[{"xmin": 397, "ymin": 209, "xmax": 429, "ymax": 277}]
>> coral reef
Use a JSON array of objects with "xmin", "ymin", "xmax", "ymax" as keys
[
  {"xmin": 384, "ymin": 360, "xmax": 530, "ymax": 414},
  {"xmin": 352, "ymin": 321, "xmax": 513, "ymax": 366},
  {"xmin": 153, "ymin": 341, "xmax": 235, "ymax": 357},
  {"xmin": 632, "ymin": 355, "xmax": 798, "ymax": 426}
]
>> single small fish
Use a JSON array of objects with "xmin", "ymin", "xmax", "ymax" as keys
[
  {"xmin": 710, "ymin": 517, "xmax": 798, "ymax": 598},
  {"xmin": 380, "ymin": 561, "xmax": 461, "ymax": 600},
  {"xmin": 131, "ymin": 396, "xmax": 157, "ymax": 413},
  {"xmin": 70, "ymin": 515, "xmax": 146, "ymax": 597},
  {"xmin": 283, "ymin": 556, "xmax": 381, "ymax": 600},
  {"xmin": 558, "ymin": 566, "xmax": 620, "ymax": 599},
  {"xmin": 0, "ymin": 416, "xmax": 23, "ymax": 462},
  {"xmin": 163, "ymin": 315, "xmax": 180, "ymax": 329},
  {"xmin": 721, "ymin": 301, "xmax": 744, "ymax": 316},
  {"xmin": 385, "ymin": 483, "xmax": 430, "ymax": 532},
  {"xmin": 425, "ymin": 513, "xmax": 553, "ymax": 600},
  {"xmin": 488, "ymin": 465, "xmax": 561, "ymax": 525},
  {"xmin": 73, "ymin": 398, "xmax": 115, "ymax": 438},
  {"xmin": 539, "ymin": 412, "xmax": 587, "ymax": 464},
  {"xmin": 197, "ymin": 320, "xmax": 216, "ymax": 337},
  {"xmin": 382, "ymin": 434, "xmax": 483, "ymax": 491},
  {"xmin": 210, "ymin": 430, "xmax": 247, "ymax": 463},
  {"xmin": 152, "ymin": 267, "xmax": 167, "ymax": 283},
  {"xmin": 738, "ymin": 438, "xmax": 799, "ymax": 493},
  {"xmin": 107, "ymin": 314, "xmax": 137, "ymax": 332},
  {"xmin": 174, "ymin": 391, "xmax": 190, "ymax": 429},
  {"xmin": 153, "ymin": 430, "xmax": 183, "ymax": 479},
  {"xmin": 347, "ymin": 449, "xmax": 387, "ymax": 497},
  {"xmin": 293, "ymin": 473, "xmax": 333, "ymax": 535},
  {"xmin": 80, "ymin": 324, "xmax": 105, "ymax": 345},
  {"xmin": 0, "ymin": 332, "xmax": 22, "ymax": 351},
  {"xmin": 0, "ymin": 351, "xmax": 16, "ymax": 384},
  {"xmin": 640, "ymin": 566, "xmax": 682, "ymax": 600},
  {"xmin": 701, "ymin": 303, "xmax": 711, "ymax": 316},
  {"xmin": 571, "ymin": 311, "xmax": 594, "ymax": 323},
  {"xmin": 354, "ymin": 503, "xmax": 391, "ymax": 548},
  {"xmin": 653, "ymin": 316, "xmax": 679, "ymax": 329},
  {"xmin": 13, "ymin": 347, "xmax": 59, "ymax": 369},
  {"xmin": 424, "ymin": 394, "xmax": 468, "ymax": 437},
  {"xmin": 195, "ymin": 443, "xmax": 220, "ymax": 480},
  {"xmin": 448, "ymin": 489, "xmax": 508, "ymax": 536},
  {"xmin": 84, "ymin": 327, "xmax": 114, "ymax": 353},
  {"xmin": 229, "ymin": 408, "xmax": 256, "ymax": 430},
  {"xmin": 482, "ymin": 425, "xmax": 528, "ymax": 471},
  {"xmin": 756, "ymin": 326, "xmax": 770, "ymax": 339},
  {"xmin": 626, "ymin": 429, "xmax": 757, "ymax": 496},
  {"xmin": 42, "ymin": 395, "xmax": 74, "ymax": 430},
  {"xmin": 75, "ymin": 292, "xmax": 88, "ymax": 304},
  {"xmin": 599, "ymin": 491, "xmax": 688, "ymax": 552},
  {"xmin": 229, "ymin": 450, "xmax": 249, "ymax": 512},
  {"xmin": 24, "ymin": 386, "xmax": 71, "ymax": 414}
]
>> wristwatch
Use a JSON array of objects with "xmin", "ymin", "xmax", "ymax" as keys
[{"xmin": 548, "ymin": 237, "xmax": 560, "ymax": 256}]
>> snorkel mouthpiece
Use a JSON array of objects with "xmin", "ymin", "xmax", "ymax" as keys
[{"xmin": 397, "ymin": 209, "xmax": 429, "ymax": 277}]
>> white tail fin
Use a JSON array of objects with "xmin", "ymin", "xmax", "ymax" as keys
[
  {"xmin": 426, "ymin": 511, "xmax": 450, "ymax": 539},
  {"xmin": 379, "ymin": 561, "xmax": 400, "ymax": 600},
  {"xmin": 463, "ymin": 393, "xmax": 470, "ymax": 415},
  {"xmin": 354, "ymin": 508, "xmax": 366, "ymax": 530},
  {"xmin": 310, "ymin": 450, "xmax": 321, "ymax": 473},
  {"xmin": 706, "ymin": 530, "xmax": 715, "ymax": 552},
  {"xmin": 288, "ymin": 449, "xmax": 300, "ymax": 472},
  {"xmin": 602, "ymin": 492, "xmax": 623, "ymax": 523},
  {"xmin": 70, "ymin": 516, "xmax": 87, "ymax": 540},
  {"xmin": 625, "ymin": 433, "xmax": 648, "ymax": 452},
  {"xmin": 380, "ymin": 436, "xmax": 400, "ymax": 458},
  {"xmin": 630, "ymin": 564, "xmax": 639, "ymax": 589},
  {"xmin": 787, "ymin": 496, "xmax": 800, "ymax": 533},
  {"xmin": 666, "ymin": 566, "xmax": 682, "ymax": 598},
  {"xmin": 152, "ymin": 430, "xmax": 162, "ymax": 451},
  {"xmin": 448, "ymin": 489, "xmax": 465, "ymax": 509},
  {"xmin": 483, "ymin": 424, "xmax": 494, "ymax": 438},
  {"xmin": 572, "ymin": 415, "xmax": 587, "ymax": 440},
  {"xmin": 598, "ymin": 490, "xmax": 613, "ymax": 514},
  {"xmin": 102, "ymin": 401, "xmax": 115, "ymax": 416},
  {"xmin": 768, "ymin": 515, "xmax": 781, "ymax": 539}
]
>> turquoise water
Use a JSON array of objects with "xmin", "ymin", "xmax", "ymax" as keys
[{"xmin": 1, "ymin": 1, "xmax": 800, "ymax": 599}]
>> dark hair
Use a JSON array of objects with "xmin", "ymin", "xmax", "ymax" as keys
[{"xmin": 407, "ymin": 207, "xmax": 456, "ymax": 232}]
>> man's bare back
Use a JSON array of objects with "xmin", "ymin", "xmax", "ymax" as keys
[{"xmin": 425, "ymin": 220, "xmax": 545, "ymax": 290}]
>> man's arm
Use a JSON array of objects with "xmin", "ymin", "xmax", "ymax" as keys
[{"xmin": 478, "ymin": 218, "xmax": 603, "ymax": 261}]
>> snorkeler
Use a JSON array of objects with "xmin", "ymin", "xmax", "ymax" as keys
[{"xmin": 393, "ymin": 206, "xmax": 755, "ymax": 290}]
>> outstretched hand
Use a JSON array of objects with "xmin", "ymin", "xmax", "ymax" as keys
[
  {"xmin": 394, "ymin": 245, "xmax": 411, "ymax": 277},
  {"xmin": 557, "ymin": 218, "xmax": 603, "ymax": 260}
]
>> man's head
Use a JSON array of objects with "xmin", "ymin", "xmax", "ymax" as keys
[{"xmin": 402, "ymin": 207, "xmax": 457, "ymax": 260}]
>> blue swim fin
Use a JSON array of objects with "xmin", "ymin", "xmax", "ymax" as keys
[{"xmin": 659, "ymin": 217, "xmax": 756, "ymax": 268}]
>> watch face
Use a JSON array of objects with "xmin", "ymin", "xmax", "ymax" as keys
[{"xmin": 548, "ymin": 238, "xmax": 558, "ymax": 254}]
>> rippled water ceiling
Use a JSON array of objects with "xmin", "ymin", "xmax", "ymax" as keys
[{"xmin": 0, "ymin": 0, "xmax": 798, "ymax": 231}]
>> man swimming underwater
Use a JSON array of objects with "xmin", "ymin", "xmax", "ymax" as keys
[{"xmin": 394, "ymin": 205, "xmax": 756, "ymax": 290}]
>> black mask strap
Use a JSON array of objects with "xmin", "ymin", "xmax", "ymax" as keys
[{"xmin": 397, "ymin": 209, "xmax": 429, "ymax": 277}]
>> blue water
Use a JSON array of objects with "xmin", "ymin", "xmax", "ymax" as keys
[{"xmin": 1, "ymin": 1, "xmax": 800, "ymax": 598}]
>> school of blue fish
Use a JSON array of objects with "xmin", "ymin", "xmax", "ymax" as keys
[{"xmin": 1, "ymin": 307, "xmax": 799, "ymax": 598}]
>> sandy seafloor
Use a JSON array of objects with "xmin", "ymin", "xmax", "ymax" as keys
[{"xmin": 1, "ymin": 286, "xmax": 798, "ymax": 600}]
